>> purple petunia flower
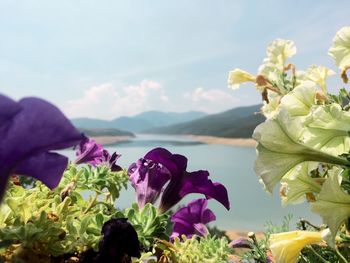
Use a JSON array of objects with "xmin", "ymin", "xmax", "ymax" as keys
[
  {"xmin": 75, "ymin": 137, "xmax": 104, "ymax": 165},
  {"xmin": 108, "ymin": 152, "xmax": 123, "ymax": 172},
  {"xmin": 128, "ymin": 158, "xmax": 171, "ymax": 208},
  {"xmin": 0, "ymin": 94, "xmax": 84, "ymax": 200},
  {"xmin": 75, "ymin": 137, "xmax": 122, "ymax": 172},
  {"xmin": 171, "ymin": 198, "xmax": 216, "ymax": 239},
  {"xmin": 128, "ymin": 147, "xmax": 230, "ymax": 213},
  {"xmin": 96, "ymin": 218, "xmax": 141, "ymax": 263}
]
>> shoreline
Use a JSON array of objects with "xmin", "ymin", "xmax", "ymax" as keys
[
  {"xmin": 90, "ymin": 135, "xmax": 133, "ymax": 145},
  {"xmin": 188, "ymin": 135, "xmax": 257, "ymax": 147},
  {"xmin": 91, "ymin": 134, "xmax": 257, "ymax": 147}
]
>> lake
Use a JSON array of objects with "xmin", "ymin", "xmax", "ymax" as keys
[{"xmin": 65, "ymin": 134, "xmax": 321, "ymax": 232}]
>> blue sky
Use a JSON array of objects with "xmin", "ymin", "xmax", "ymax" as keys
[{"xmin": 1, "ymin": 0, "xmax": 350, "ymax": 119}]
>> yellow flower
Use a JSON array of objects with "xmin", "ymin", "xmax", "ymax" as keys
[
  {"xmin": 329, "ymin": 26, "xmax": 350, "ymax": 70},
  {"xmin": 305, "ymin": 65, "xmax": 335, "ymax": 93},
  {"xmin": 227, "ymin": 68, "xmax": 255, "ymax": 89},
  {"xmin": 269, "ymin": 230, "xmax": 324, "ymax": 263},
  {"xmin": 266, "ymin": 39, "xmax": 296, "ymax": 70},
  {"xmin": 261, "ymin": 91, "xmax": 281, "ymax": 119}
]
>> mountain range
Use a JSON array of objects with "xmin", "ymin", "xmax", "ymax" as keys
[
  {"xmin": 78, "ymin": 128, "xmax": 135, "ymax": 137},
  {"xmin": 71, "ymin": 104, "xmax": 264, "ymax": 138},
  {"xmin": 71, "ymin": 111, "xmax": 207, "ymax": 133},
  {"xmin": 144, "ymin": 104, "xmax": 264, "ymax": 138}
]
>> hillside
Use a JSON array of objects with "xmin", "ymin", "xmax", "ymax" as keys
[
  {"xmin": 71, "ymin": 118, "xmax": 114, "ymax": 129},
  {"xmin": 144, "ymin": 104, "xmax": 264, "ymax": 138},
  {"xmin": 78, "ymin": 128, "xmax": 134, "ymax": 137},
  {"xmin": 71, "ymin": 111, "xmax": 207, "ymax": 132}
]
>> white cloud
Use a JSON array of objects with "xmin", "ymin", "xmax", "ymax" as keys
[
  {"xmin": 184, "ymin": 87, "xmax": 239, "ymax": 113},
  {"xmin": 64, "ymin": 80, "xmax": 169, "ymax": 119}
]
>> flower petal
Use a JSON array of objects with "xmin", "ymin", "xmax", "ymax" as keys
[
  {"xmin": 144, "ymin": 147, "xmax": 187, "ymax": 176},
  {"xmin": 179, "ymin": 170, "xmax": 230, "ymax": 210},
  {"xmin": 227, "ymin": 68, "xmax": 255, "ymax": 90},
  {"xmin": 311, "ymin": 169, "xmax": 350, "ymax": 247},
  {"xmin": 171, "ymin": 198, "xmax": 216, "ymax": 239},
  {"xmin": 266, "ymin": 39, "xmax": 296, "ymax": 69},
  {"xmin": 97, "ymin": 218, "xmax": 141, "ymax": 261},
  {"xmin": 193, "ymin": 223, "xmax": 209, "ymax": 237},
  {"xmin": 14, "ymin": 152, "xmax": 68, "ymax": 189},
  {"xmin": 329, "ymin": 26, "xmax": 350, "ymax": 70},
  {"xmin": 140, "ymin": 148, "xmax": 230, "ymax": 212},
  {"xmin": 109, "ymin": 152, "xmax": 122, "ymax": 172},
  {"xmin": 75, "ymin": 137, "xmax": 105, "ymax": 165},
  {"xmin": 253, "ymin": 111, "xmax": 350, "ymax": 193},
  {"xmin": 270, "ymin": 230, "xmax": 323, "ymax": 263},
  {"xmin": 0, "ymin": 94, "xmax": 21, "ymax": 124},
  {"xmin": 0, "ymin": 97, "xmax": 83, "ymax": 159},
  {"xmin": 0, "ymin": 96, "xmax": 83, "ymax": 196},
  {"xmin": 128, "ymin": 158, "xmax": 170, "ymax": 208}
]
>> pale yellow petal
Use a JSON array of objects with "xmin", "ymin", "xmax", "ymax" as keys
[
  {"xmin": 227, "ymin": 68, "xmax": 255, "ymax": 89},
  {"xmin": 266, "ymin": 39, "xmax": 296, "ymax": 69},
  {"xmin": 305, "ymin": 65, "xmax": 335, "ymax": 92},
  {"xmin": 329, "ymin": 26, "xmax": 350, "ymax": 69},
  {"xmin": 270, "ymin": 230, "xmax": 323, "ymax": 263}
]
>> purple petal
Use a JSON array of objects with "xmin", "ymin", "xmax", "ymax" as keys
[
  {"xmin": 109, "ymin": 152, "xmax": 122, "ymax": 172},
  {"xmin": 14, "ymin": 152, "xmax": 68, "ymax": 189},
  {"xmin": 101, "ymin": 149, "xmax": 111, "ymax": 163},
  {"xmin": 0, "ymin": 94, "xmax": 21, "ymax": 125},
  {"xmin": 128, "ymin": 158, "xmax": 170, "ymax": 208},
  {"xmin": 1, "ymin": 97, "xmax": 83, "ymax": 157},
  {"xmin": 75, "ymin": 138, "xmax": 122, "ymax": 172},
  {"xmin": 75, "ymin": 137, "xmax": 104, "ymax": 165},
  {"xmin": 160, "ymin": 170, "xmax": 230, "ymax": 212},
  {"xmin": 193, "ymin": 223, "xmax": 209, "ymax": 237},
  {"xmin": 98, "ymin": 218, "xmax": 141, "ymax": 261},
  {"xmin": 180, "ymin": 170, "xmax": 230, "ymax": 210},
  {"xmin": 140, "ymin": 147, "xmax": 230, "ymax": 212},
  {"xmin": 0, "ymin": 95, "xmax": 83, "ymax": 197},
  {"xmin": 171, "ymin": 198, "xmax": 216, "ymax": 239},
  {"xmin": 144, "ymin": 147, "xmax": 186, "ymax": 177},
  {"xmin": 0, "ymin": 167, "xmax": 11, "ymax": 201}
]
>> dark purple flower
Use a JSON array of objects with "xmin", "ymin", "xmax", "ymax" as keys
[
  {"xmin": 75, "ymin": 138, "xmax": 122, "ymax": 172},
  {"xmin": 0, "ymin": 94, "xmax": 83, "ymax": 199},
  {"xmin": 136, "ymin": 147, "xmax": 230, "ymax": 213},
  {"xmin": 128, "ymin": 158, "xmax": 171, "ymax": 208},
  {"xmin": 75, "ymin": 137, "xmax": 104, "ymax": 165},
  {"xmin": 96, "ymin": 218, "xmax": 141, "ymax": 263},
  {"xmin": 109, "ymin": 152, "xmax": 122, "ymax": 172},
  {"xmin": 171, "ymin": 198, "xmax": 216, "ymax": 239}
]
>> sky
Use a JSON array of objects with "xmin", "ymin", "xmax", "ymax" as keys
[{"xmin": 1, "ymin": 0, "xmax": 350, "ymax": 119}]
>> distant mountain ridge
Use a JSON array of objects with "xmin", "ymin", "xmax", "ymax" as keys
[
  {"xmin": 71, "ymin": 111, "xmax": 207, "ymax": 132},
  {"xmin": 144, "ymin": 104, "xmax": 264, "ymax": 138},
  {"xmin": 78, "ymin": 128, "xmax": 134, "ymax": 137}
]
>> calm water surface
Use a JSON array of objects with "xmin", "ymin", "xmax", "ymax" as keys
[{"xmin": 65, "ymin": 134, "xmax": 320, "ymax": 231}]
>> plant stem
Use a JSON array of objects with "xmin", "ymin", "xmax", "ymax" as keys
[
  {"xmin": 82, "ymin": 192, "xmax": 98, "ymax": 214},
  {"xmin": 335, "ymin": 246, "xmax": 348, "ymax": 263},
  {"xmin": 308, "ymin": 246, "xmax": 329, "ymax": 263},
  {"xmin": 300, "ymin": 219, "xmax": 321, "ymax": 231}
]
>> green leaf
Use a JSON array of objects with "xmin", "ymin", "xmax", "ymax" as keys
[
  {"xmin": 80, "ymin": 215, "xmax": 92, "ymax": 236},
  {"xmin": 95, "ymin": 213, "xmax": 104, "ymax": 228},
  {"xmin": 86, "ymin": 227, "xmax": 101, "ymax": 236}
]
